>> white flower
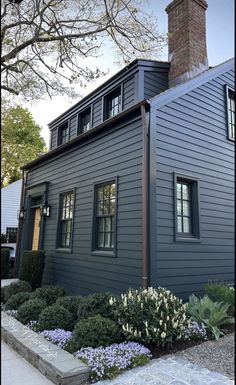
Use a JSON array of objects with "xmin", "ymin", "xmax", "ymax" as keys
[{"xmin": 161, "ymin": 331, "xmax": 166, "ymax": 339}]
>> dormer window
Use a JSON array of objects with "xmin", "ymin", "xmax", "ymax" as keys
[
  {"xmin": 79, "ymin": 107, "xmax": 91, "ymax": 133},
  {"xmin": 58, "ymin": 122, "xmax": 69, "ymax": 145},
  {"xmin": 226, "ymin": 86, "xmax": 235, "ymax": 141},
  {"xmin": 104, "ymin": 87, "xmax": 122, "ymax": 120}
]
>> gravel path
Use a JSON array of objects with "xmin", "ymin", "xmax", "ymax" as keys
[{"xmin": 176, "ymin": 332, "xmax": 235, "ymax": 380}]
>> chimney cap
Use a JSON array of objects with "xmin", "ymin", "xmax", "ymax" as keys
[{"xmin": 165, "ymin": 0, "xmax": 208, "ymax": 13}]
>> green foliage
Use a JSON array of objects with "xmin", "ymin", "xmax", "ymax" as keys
[
  {"xmin": 205, "ymin": 282, "xmax": 235, "ymax": 315},
  {"xmin": 55, "ymin": 296, "xmax": 82, "ymax": 320},
  {"xmin": 110, "ymin": 287, "xmax": 190, "ymax": 347},
  {"xmin": 2, "ymin": 280, "xmax": 32, "ymax": 303},
  {"xmin": 1, "ymin": 102, "xmax": 46, "ymax": 186},
  {"xmin": 5, "ymin": 292, "xmax": 31, "ymax": 310},
  {"xmin": 30, "ymin": 285, "xmax": 67, "ymax": 306},
  {"xmin": 65, "ymin": 315, "xmax": 122, "ymax": 353},
  {"xmin": 1, "ymin": 248, "xmax": 10, "ymax": 278},
  {"xmin": 37, "ymin": 304, "xmax": 74, "ymax": 331},
  {"xmin": 19, "ymin": 250, "xmax": 45, "ymax": 290},
  {"xmin": 17, "ymin": 299, "xmax": 46, "ymax": 324},
  {"xmin": 187, "ymin": 294, "xmax": 234, "ymax": 340},
  {"xmin": 78, "ymin": 292, "xmax": 115, "ymax": 320}
]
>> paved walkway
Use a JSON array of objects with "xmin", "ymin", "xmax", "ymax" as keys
[{"xmin": 1, "ymin": 341, "xmax": 54, "ymax": 385}]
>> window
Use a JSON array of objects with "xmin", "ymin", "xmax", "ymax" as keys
[
  {"xmin": 174, "ymin": 174, "xmax": 200, "ymax": 241},
  {"xmin": 6, "ymin": 227, "xmax": 17, "ymax": 243},
  {"xmin": 104, "ymin": 88, "xmax": 122, "ymax": 119},
  {"xmin": 57, "ymin": 191, "xmax": 74, "ymax": 248},
  {"xmin": 79, "ymin": 108, "xmax": 91, "ymax": 133},
  {"xmin": 58, "ymin": 122, "xmax": 69, "ymax": 145},
  {"xmin": 226, "ymin": 86, "xmax": 235, "ymax": 140},
  {"xmin": 93, "ymin": 181, "xmax": 116, "ymax": 251}
]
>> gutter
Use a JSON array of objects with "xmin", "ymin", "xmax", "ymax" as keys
[
  {"xmin": 22, "ymin": 100, "xmax": 149, "ymax": 171},
  {"xmin": 141, "ymin": 104, "xmax": 150, "ymax": 289}
]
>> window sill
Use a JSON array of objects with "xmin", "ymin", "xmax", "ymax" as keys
[
  {"xmin": 91, "ymin": 250, "xmax": 116, "ymax": 258},
  {"xmin": 56, "ymin": 248, "xmax": 72, "ymax": 253},
  {"xmin": 175, "ymin": 236, "xmax": 201, "ymax": 243}
]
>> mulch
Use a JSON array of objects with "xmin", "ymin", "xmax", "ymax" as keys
[{"xmin": 146, "ymin": 323, "xmax": 235, "ymax": 359}]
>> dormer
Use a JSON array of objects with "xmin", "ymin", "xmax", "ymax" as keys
[{"xmin": 49, "ymin": 59, "xmax": 170, "ymax": 150}]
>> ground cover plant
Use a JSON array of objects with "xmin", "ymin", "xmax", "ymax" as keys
[
  {"xmin": 74, "ymin": 342, "xmax": 152, "ymax": 383},
  {"xmin": 40, "ymin": 329, "xmax": 72, "ymax": 349}
]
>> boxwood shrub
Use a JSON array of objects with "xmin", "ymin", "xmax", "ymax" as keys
[
  {"xmin": 37, "ymin": 304, "xmax": 74, "ymax": 331},
  {"xmin": 65, "ymin": 315, "xmax": 122, "ymax": 353},
  {"xmin": 30, "ymin": 285, "xmax": 67, "ymax": 306},
  {"xmin": 55, "ymin": 296, "xmax": 82, "ymax": 321},
  {"xmin": 19, "ymin": 250, "xmax": 45, "ymax": 290},
  {"xmin": 2, "ymin": 280, "xmax": 32, "ymax": 303},
  {"xmin": 17, "ymin": 299, "xmax": 46, "ymax": 324},
  {"xmin": 1, "ymin": 248, "xmax": 10, "ymax": 279},
  {"xmin": 78, "ymin": 292, "xmax": 115, "ymax": 320},
  {"xmin": 5, "ymin": 292, "xmax": 31, "ymax": 310}
]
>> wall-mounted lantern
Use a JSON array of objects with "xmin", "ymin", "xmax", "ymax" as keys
[
  {"xmin": 42, "ymin": 204, "xmax": 51, "ymax": 217},
  {"xmin": 18, "ymin": 208, "xmax": 26, "ymax": 220}
]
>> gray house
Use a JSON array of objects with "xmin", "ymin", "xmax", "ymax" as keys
[{"xmin": 17, "ymin": 0, "xmax": 235, "ymax": 299}]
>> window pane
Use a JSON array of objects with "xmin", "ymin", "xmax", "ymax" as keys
[
  {"xmin": 97, "ymin": 188, "xmax": 103, "ymax": 201},
  {"xmin": 177, "ymin": 183, "xmax": 182, "ymax": 199},
  {"xmin": 177, "ymin": 200, "xmax": 182, "ymax": 215},
  {"xmin": 177, "ymin": 217, "xmax": 182, "ymax": 233},
  {"xmin": 182, "ymin": 184, "xmax": 189, "ymax": 200},
  {"xmin": 103, "ymin": 200, "xmax": 109, "ymax": 214},
  {"xmin": 183, "ymin": 201, "xmax": 190, "ymax": 216},
  {"xmin": 183, "ymin": 217, "xmax": 190, "ymax": 233},
  {"xmin": 97, "ymin": 201, "xmax": 103, "ymax": 215},
  {"xmin": 98, "ymin": 218, "xmax": 105, "ymax": 232},
  {"xmin": 98, "ymin": 233, "xmax": 104, "ymax": 248},
  {"xmin": 110, "ymin": 198, "xmax": 115, "ymax": 214},
  {"xmin": 105, "ymin": 217, "xmax": 111, "ymax": 231},
  {"xmin": 104, "ymin": 233, "xmax": 111, "ymax": 248}
]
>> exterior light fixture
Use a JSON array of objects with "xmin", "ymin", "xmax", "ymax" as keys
[
  {"xmin": 18, "ymin": 208, "xmax": 25, "ymax": 220},
  {"xmin": 42, "ymin": 204, "xmax": 51, "ymax": 217}
]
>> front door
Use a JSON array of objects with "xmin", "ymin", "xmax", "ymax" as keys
[{"xmin": 32, "ymin": 207, "xmax": 41, "ymax": 250}]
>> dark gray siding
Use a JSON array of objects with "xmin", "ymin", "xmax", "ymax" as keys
[
  {"xmin": 144, "ymin": 71, "xmax": 169, "ymax": 99},
  {"xmin": 92, "ymin": 98, "xmax": 102, "ymax": 127},
  {"xmin": 151, "ymin": 68, "xmax": 235, "ymax": 298},
  {"xmin": 50, "ymin": 129, "xmax": 58, "ymax": 150},
  {"xmin": 123, "ymin": 76, "xmax": 136, "ymax": 109},
  {"xmin": 25, "ymin": 115, "xmax": 143, "ymax": 295}
]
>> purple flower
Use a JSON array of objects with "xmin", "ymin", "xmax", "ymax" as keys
[
  {"xmin": 40, "ymin": 329, "xmax": 72, "ymax": 348},
  {"xmin": 183, "ymin": 321, "xmax": 208, "ymax": 341},
  {"xmin": 74, "ymin": 342, "xmax": 151, "ymax": 382}
]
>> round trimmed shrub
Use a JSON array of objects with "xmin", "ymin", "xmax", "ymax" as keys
[
  {"xmin": 19, "ymin": 250, "xmax": 45, "ymax": 289},
  {"xmin": 5, "ymin": 292, "xmax": 31, "ymax": 310},
  {"xmin": 65, "ymin": 315, "xmax": 122, "ymax": 353},
  {"xmin": 17, "ymin": 299, "xmax": 46, "ymax": 324},
  {"xmin": 55, "ymin": 296, "xmax": 82, "ymax": 320},
  {"xmin": 37, "ymin": 304, "xmax": 74, "ymax": 331},
  {"xmin": 2, "ymin": 281, "xmax": 32, "ymax": 303},
  {"xmin": 30, "ymin": 285, "xmax": 67, "ymax": 306},
  {"xmin": 109, "ymin": 286, "xmax": 191, "ymax": 347},
  {"xmin": 78, "ymin": 292, "xmax": 115, "ymax": 320}
]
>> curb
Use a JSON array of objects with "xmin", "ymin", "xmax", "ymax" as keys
[{"xmin": 1, "ymin": 312, "xmax": 90, "ymax": 385}]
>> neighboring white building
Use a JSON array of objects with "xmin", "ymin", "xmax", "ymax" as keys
[{"xmin": 1, "ymin": 179, "xmax": 22, "ymax": 257}]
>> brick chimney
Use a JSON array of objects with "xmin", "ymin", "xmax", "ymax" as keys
[{"xmin": 166, "ymin": 0, "xmax": 209, "ymax": 87}]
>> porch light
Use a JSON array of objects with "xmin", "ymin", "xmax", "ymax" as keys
[
  {"xmin": 18, "ymin": 208, "xmax": 25, "ymax": 220},
  {"xmin": 42, "ymin": 204, "xmax": 51, "ymax": 217}
]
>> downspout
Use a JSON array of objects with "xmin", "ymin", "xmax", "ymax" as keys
[
  {"xmin": 141, "ymin": 103, "xmax": 150, "ymax": 289},
  {"xmin": 14, "ymin": 168, "xmax": 28, "ymax": 276}
]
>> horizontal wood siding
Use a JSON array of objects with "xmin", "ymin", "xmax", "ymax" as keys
[
  {"xmin": 69, "ymin": 115, "xmax": 77, "ymax": 140},
  {"xmin": 152, "ymin": 68, "xmax": 235, "ymax": 299},
  {"xmin": 25, "ymin": 116, "xmax": 143, "ymax": 295},
  {"xmin": 92, "ymin": 98, "xmax": 102, "ymax": 127},
  {"xmin": 50, "ymin": 129, "xmax": 57, "ymax": 150},
  {"xmin": 144, "ymin": 71, "xmax": 169, "ymax": 99},
  {"xmin": 123, "ymin": 77, "xmax": 135, "ymax": 109}
]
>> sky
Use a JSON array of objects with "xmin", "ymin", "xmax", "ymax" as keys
[{"xmin": 25, "ymin": 0, "xmax": 235, "ymax": 148}]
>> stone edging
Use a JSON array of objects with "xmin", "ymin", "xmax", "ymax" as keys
[{"xmin": 1, "ymin": 312, "xmax": 90, "ymax": 385}]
